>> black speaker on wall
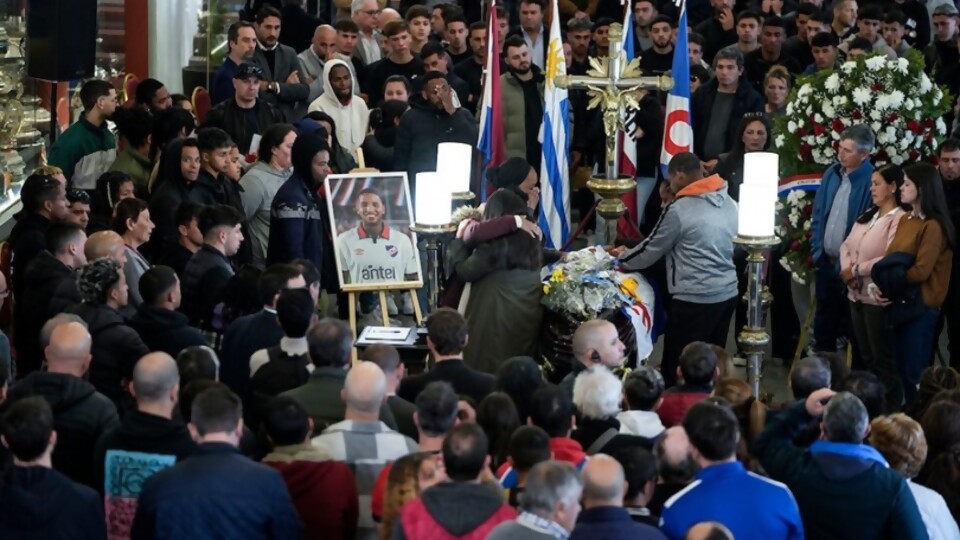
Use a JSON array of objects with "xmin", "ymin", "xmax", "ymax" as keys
[{"xmin": 26, "ymin": 0, "xmax": 98, "ymax": 81}]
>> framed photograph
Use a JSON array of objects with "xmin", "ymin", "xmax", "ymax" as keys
[{"xmin": 325, "ymin": 172, "xmax": 423, "ymax": 291}]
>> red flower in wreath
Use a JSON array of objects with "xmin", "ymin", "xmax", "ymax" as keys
[
  {"xmin": 832, "ymin": 119, "xmax": 845, "ymax": 133},
  {"xmin": 813, "ymin": 123, "xmax": 826, "ymax": 136},
  {"xmin": 852, "ymin": 110, "xmax": 863, "ymax": 120}
]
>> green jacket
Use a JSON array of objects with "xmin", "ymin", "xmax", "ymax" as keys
[
  {"xmin": 500, "ymin": 71, "xmax": 544, "ymax": 162},
  {"xmin": 109, "ymin": 146, "xmax": 152, "ymax": 197},
  {"xmin": 280, "ymin": 366, "xmax": 398, "ymax": 435},
  {"xmin": 48, "ymin": 118, "xmax": 117, "ymax": 190}
]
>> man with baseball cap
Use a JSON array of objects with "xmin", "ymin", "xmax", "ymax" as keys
[{"xmin": 203, "ymin": 63, "xmax": 285, "ymax": 156}]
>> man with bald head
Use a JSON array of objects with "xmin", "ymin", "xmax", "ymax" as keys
[
  {"xmin": 570, "ymin": 454, "xmax": 667, "ymax": 539},
  {"xmin": 2, "ymin": 320, "xmax": 118, "ymax": 488},
  {"xmin": 299, "ymin": 24, "xmax": 337, "ymax": 84},
  {"xmin": 93, "ymin": 353, "xmax": 197, "ymax": 502},
  {"xmin": 559, "ymin": 319, "xmax": 626, "ymax": 400},
  {"xmin": 649, "ymin": 427, "xmax": 699, "ymax": 516},
  {"xmin": 84, "ymin": 230, "xmax": 128, "ymax": 265},
  {"xmin": 686, "ymin": 522, "xmax": 734, "ymax": 540},
  {"xmin": 311, "ymin": 360, "xmax": 416, "ymax": 540}
]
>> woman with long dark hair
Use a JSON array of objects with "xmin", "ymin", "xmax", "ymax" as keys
[
  {"xmin": 884, "ymin": 162, "xmax": 956, "ymax": 406},
  {"xmin": 840, "ymin": 165, "xmax": 906, "ymax": 410},
  {"xmin": 446, "ymin": 190, "xmax": 543, "ymax": 373},
  {"xmin": 713, "ymin": 113, "xmax": 772, "ymax": 201}
]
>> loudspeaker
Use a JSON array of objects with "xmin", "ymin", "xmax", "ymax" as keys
[{"xmin": 26, "ymin": 0, "xmax": 97, "ymax": 81}]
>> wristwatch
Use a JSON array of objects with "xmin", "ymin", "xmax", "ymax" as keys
[{"xmin": 269, "ymin": 82, "xmax": 280, "ymax": 93}]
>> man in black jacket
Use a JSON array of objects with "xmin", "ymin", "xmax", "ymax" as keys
[
  {"xmin": 131, "ymin": 385, "xmax": 302, "ymax": 539},
  {"xmin": 0, "ymin": 397, "xmax": 107, "ymax": 539},
  {"xmin": 14, "ymin": 222, "xmax": 87, "ymax": 377},
  {"xmin": 250, "ymin": 6, "xmax": 311, "ymax": 121},
  {"xmin": 691, "ymin": 48, "xmax": 764, "ymax": 166},
  {"xmin": 694, "ymin": 0, "xmax": 737, "ymax": 62},
  {"xmin": 93, "ymin": 352, "xmax": 197, "ymax": 512},
  {"xmin": 180, "ymin": 205, "xmax": 245, "ymax": 327},
  {"xmin": 203, "ymin": 63, "xmax": 285, "ymax": 155},
  {"xmin": 394, "ymin": 71, "xmax": 478, "ymax": 198},
  {"xmin": 132, "ymin": 266, "xmax": 207, "ymax": 359},
  {"xmin": 397, "ymin": 308, "xmax": 495, "ymax": 404},
  {"xmin": 219, "ymin": 264, "xmax": 304, "ymax": 397},
  {"xmin": 2, "ymin": 320, "xmax": 119, "ymax": 488},
  {"xmin": 9, "ymin": 172, "xmax": 70, "ymax": 300}
]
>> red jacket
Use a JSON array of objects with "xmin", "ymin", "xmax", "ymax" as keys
[
  {"xmin": 657, "ymin": 386, "xmax": 711, "ymax": 427},
  {"xmin": 265, "ymin": 459, "xmax": 359, "ymax": 540},
  {"xmin": 398, "ymin": 482, "xmax": 516, "ymax": 540}
]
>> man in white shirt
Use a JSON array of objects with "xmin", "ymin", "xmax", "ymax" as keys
[{"xmin": 336, "ymin": 188, "xmax": 419, "ymax": 285}]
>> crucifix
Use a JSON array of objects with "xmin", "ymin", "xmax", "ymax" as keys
[{"xmin": 555, "ymin": 22, "xmax": 673, "ymax": 243}]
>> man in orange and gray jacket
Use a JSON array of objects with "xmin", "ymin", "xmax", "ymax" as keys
[{"xmin": 617, "ymin": 152, "xmax": 738, "ymax": 388}]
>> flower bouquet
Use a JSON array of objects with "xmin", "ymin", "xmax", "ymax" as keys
[
  {"xmin": 776, "ymin": 190, "xmax": 815, "ymax": 285},
  {"xmin": 773, "ymin": 49, "xmax": 950, "ymax": 174}
]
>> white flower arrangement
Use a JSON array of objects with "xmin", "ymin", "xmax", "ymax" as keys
[{"xmin": 775, "ymin": 50, "xmax": 950, "ymax": 172}]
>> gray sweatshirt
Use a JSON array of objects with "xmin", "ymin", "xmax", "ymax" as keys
[
  {"xmin": 620, "ymin": 175, "xmax": 738, "ymax": 304},
  {"xmin": 239, "ymin": 161, "xmax": 292, "ymax": 268}
]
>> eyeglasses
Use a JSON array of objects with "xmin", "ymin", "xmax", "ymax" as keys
[{"xmin": 361, "ymin": 9, "xmax": 382, "ymax": 15}]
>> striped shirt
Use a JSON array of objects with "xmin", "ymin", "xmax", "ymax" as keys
[{"xmin": 312, "ymin": 420, "xmax": 417, "ymax": 540}]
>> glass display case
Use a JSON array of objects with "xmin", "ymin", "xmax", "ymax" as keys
[
  {"xmin": 184, "ymin": 1, "xmax": 244, "ymax": 97},
  {"xmin": 0, "ymin": 13, "xmax": 46, "ymax": 190}
]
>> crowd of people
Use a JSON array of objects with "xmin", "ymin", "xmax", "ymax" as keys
[{"xmin": 0, "ymin": 0, "xmax": 959, "ymax": 538}]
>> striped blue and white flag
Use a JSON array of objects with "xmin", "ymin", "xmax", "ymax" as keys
[{"xmin": 537, "ymin": 0, "xmax": 570, "ymax": 250}]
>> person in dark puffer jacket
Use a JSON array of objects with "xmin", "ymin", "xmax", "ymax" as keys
[
  {"xmin": 130, "ymin": 266, "xmax": 206, "ymax": 359},
  {"xmin": 0, "ymin": 397, "xmax": 108, "ymax": 540},
  {"xmin": 66, "ymin": 258, "xmax": 150, "ymax": 414},
  {"xmin": 1, "ymin": 322, "xmax": 119, "ymax": 490}
]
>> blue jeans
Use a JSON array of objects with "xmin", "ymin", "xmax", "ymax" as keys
[{"xmin": 895, "ymin": 307, "xmax": 939, "ymax": 407}]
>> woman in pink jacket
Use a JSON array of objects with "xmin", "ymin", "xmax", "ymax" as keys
[{"xmin": 840, "ymin": 164, "xmax": 906, "ymax": 411}]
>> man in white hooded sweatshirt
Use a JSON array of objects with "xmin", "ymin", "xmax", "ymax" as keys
[{"xmin": 307, "ymin": 59, "xmax": 369, "ymax": 156}]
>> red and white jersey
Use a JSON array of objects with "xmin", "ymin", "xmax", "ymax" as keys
[{"xmin": 336, "ymin": 223, "xmax": 418, "ymax": 284}]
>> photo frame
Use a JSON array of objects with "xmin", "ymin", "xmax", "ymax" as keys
[{"xmin": 325, "ymin": 172, "xmax": 423, "ymax": 292}]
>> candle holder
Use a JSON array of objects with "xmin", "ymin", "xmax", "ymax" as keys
[
  {"xmin": 735, "ymin": 152, "xmax": 781, "ymax": 397},
  {"xmin": 734, "ymin": 235, "xmax": 780, "ymax": 397},
  {"xmin": 415, "ymin": 171, "xmax": 456, "ymax": 314}
]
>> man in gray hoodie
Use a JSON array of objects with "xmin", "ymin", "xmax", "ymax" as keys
[{"xmin": 617, "ymin": 152, "xmax": 738, "ymax": 388}]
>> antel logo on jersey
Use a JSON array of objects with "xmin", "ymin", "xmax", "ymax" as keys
[
  {"xmin": 361, "ymin": 265, "xmax": 398, "ymax": 281},
  {"xmin": 385, "ymin": 245, "xmax": 398, "ymax": 258}
]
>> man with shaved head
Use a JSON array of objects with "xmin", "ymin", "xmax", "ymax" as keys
[
  {"xmin": 92, "ymin": 353, "xmax": 196, "ymax": 530},
  {"xmin": 649, "ymin": 427, "xmax": 699, "ymax": 516},
  {"xmin": 1, "ymin": 321, "xmax": 118, "ymax": 488},
  {"xmin": 560, "ymin": 319, "xmax": 627, "ymax": 400},
  {"xmin": 299, "ymin": 24, "xmax": 337, "ymax": 85},
  {"xmin": 311, "ymin": 361, "xmax": 416, "ymax": 540},
  {"xmin": 570, "ymin": 454, "xmax": 667, "ymax": 539},
  {"xmin": 84, "ymin": 230, "xmax": 128, "ymax": 265}
]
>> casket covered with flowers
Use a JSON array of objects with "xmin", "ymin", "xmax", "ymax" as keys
[{"xmin": 539, "ymin": 247, "xmax": 655, "ymax": 381}]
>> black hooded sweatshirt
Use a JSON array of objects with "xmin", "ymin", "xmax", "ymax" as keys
[
  {"xmin": 2, "ymin": 372, "xmax": 119, "ymax": 488},
  {"xmin": 91, "ymin": 409, "xmax": 197, "ymax": 494},
  {"xmin": 12, "ymin": 251, "xmax": 78, "ymax": 376},
  {"xmin": 65, "ymin": 303, "xmax": 150, "ymax": 412},
  {"xmin": 130, "ymin": 305, "xmax": 207, "ymax": 359},
  {"xmin": 0, "ymin": 466, "xmax": 106, "ymax": 539}
]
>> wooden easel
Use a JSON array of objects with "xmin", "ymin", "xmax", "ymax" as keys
[
  {"xmin": 344, "ymin": 152, "xmax": 425, "ymax": 362},
  {"xmin": 345, "ymin": 282, "xmax": 424, "ymax": 363}
]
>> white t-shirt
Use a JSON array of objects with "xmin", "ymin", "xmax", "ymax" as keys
[{"xmin": 336, "ymin": 223, "xmax": 418, "ymax": 284}]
